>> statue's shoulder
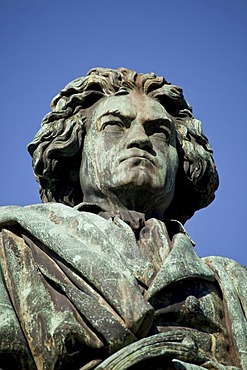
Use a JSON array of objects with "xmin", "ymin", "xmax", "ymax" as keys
[
  {"xmin": 203, "ymin": 255, "xmax": 247, "ymax": 291},
  {"xmin": 0, "ymin": 203, "xmax": 107, "ymax": 235},
  {"xmin": 202, "ymin": 256, "xmax": 247, "ymax": 368},
  {"xmin": 0, "ymin": 202, "xmax": 125, "ymax": 245},
  {"xmin": 202, "ymin": 255, "xmax": 247, "ymax": 274},
  {"xmin": 203, "ymin": 255, "xmax": 247, "ymax": 317},
  {"xmin": 0, "ymin": 203, "xmax": 73, "ymax": 225}
]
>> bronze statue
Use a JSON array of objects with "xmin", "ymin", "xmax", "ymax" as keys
[{"xmin": 0, "ymin": 68, "xmax": 246, "ymax": 369}]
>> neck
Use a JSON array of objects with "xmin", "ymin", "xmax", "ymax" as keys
[{"xmin": 82, "ymin": 189, "xmax": 166, "ymax": 221}]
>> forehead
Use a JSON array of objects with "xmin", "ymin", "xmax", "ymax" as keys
[{"xmin": 91, "ymin": 92, "xmax": 167, "ymax": 121}]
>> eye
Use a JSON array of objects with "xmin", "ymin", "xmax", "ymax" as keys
[
  {"xmin": 149, "ymin": 125, "xmax": 171, "ymax": 142},
  {"xmin": 101, "ymin": 120, "xmax": 124, "ymax": 133}
]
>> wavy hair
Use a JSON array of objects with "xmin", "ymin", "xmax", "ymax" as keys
[{"xmin": 28, "ymin": 67, "xmax": 219, "ymax": 223}]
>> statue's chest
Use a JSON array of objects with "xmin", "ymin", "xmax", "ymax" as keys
[
  {"xmin": 148, "ymin": 278, "xmax": 230, "ymax": 364},
  {"xmin": 150, "ymin": 279, "xmax": 223, "ymax": 329}
]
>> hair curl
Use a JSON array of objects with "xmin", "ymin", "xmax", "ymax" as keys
[{"xmin": 28, "ymin": 67, "xmax": 219, "ymax": 223}]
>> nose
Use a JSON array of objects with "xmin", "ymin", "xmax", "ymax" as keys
[{"xmin": 126, "ymin": 124, "xmax": 153, "ymax": 151}]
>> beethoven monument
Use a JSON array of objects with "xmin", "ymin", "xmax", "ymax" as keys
[{"xmin": 0, "ymin": 68, "xmax": 246, "ymax": 369}]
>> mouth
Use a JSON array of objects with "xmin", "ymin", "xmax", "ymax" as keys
[{"xmin": 119, "ymin": 150, "xmax": 155, "ymax": 165}]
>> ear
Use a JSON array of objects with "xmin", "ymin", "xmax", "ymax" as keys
[{"xmin": 183, "ymin": 156, "xmax": 205, "ymax": 183}]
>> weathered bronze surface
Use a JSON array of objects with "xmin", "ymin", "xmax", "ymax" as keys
[{"xmin": 0, "ymin": 68, "xmax": 246, "ymax": 369}]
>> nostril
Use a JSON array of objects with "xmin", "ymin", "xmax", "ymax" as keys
[
  {"xmin": 126, "ymin": 127, "xmax": 154, "ymax": 151},
  {"xmin": 142, "ymin": 144, "xmax": 155, "ymax": 154},
  {"xmin": 127, "ymin": 141, "xmax": 154, "ymax": 154}
]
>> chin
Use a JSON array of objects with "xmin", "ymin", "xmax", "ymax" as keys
[
  {"xmin": 115, "ymin": 169, "xmax": 159, "ymax": 189},
  {"xmin": 117, "ymin": 179, "xmax": 156, "ymax": 191}
]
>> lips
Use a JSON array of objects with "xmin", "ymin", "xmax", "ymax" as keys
[{"xmin": 119, "ymin": 150, "xmax": 155, "ymax": 165}]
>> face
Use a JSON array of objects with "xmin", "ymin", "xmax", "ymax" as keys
[{"xmin": 80, "ymin": 91, "xmax": 179, "ymax": 214}]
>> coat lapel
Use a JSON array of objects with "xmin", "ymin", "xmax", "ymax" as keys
[{"xmin": 146, "ymin": 232, "xmax": 215, "ymax": 300}]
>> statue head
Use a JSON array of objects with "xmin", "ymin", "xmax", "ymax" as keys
[{"xmin": 28, "ymin": 67, "xmax": 219, "ymax": 223}]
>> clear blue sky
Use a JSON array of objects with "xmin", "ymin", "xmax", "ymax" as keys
[{"xmin": 1, "ymin": 0, "xmax": 246, "ymax": 265}]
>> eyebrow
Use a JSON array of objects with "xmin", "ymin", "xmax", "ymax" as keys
[
  {"xmin": 98, "ymin": 109, "xmax": 134, "ymax": 120},
  {"xmin": 148, "ymin": 118, "xmax": 172, "ymax": 127},
  {"xmin": 141, "ymin": 118, "xmax": 172, "ymax": 135},
  {"xmin": 97, "ymin": 110, "xmax": 172, "ymax": 130}
]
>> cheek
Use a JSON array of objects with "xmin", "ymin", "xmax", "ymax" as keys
[
  {"xmin": 157, "ymin": 143, "xmax": 178, "ymax": 163},
  {"xmin": 166, "ymin": 149, "xmax": 179, "ymax": 189},
  {"xmin": 95, "ymin": 134, "xmax": 120, "ymax": 165},
  {"xmin": 167, "ymin": 148, "xmax": 179, "ymax": 177},
  {"xmin": 157, "ymin": 146, "xmax": 178, "ymax": 180},
  {"xmin": 81, "ymin": 136, "xmax": 98, "ymax": 178},
  {"xmin": 169, "ymin": 146, "xmax": 179, "ymax": 167},
  {"xmin": 94, "ymin": 139, "xmax": 114, "ymax": 174}
]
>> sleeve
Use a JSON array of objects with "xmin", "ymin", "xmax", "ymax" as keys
[{"xmin": 204, "ymin": 256, "xmax": 247, "ymax": 370}]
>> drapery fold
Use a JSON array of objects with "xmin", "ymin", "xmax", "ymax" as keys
[{"xmin": 0, "ymin": 203, "xmax": 246, "ymax": 369}]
